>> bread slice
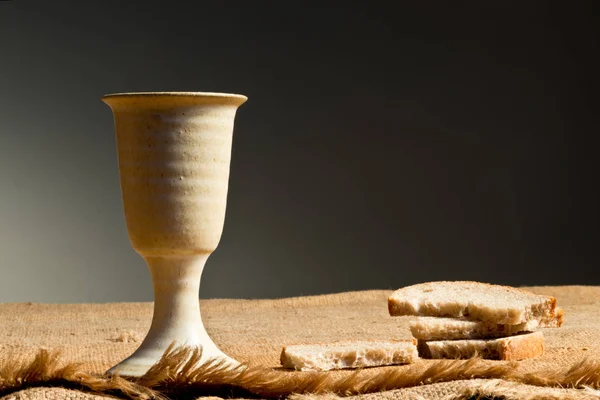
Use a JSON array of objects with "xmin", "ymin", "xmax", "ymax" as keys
[
  {"xmin": 280, "ymin": 339, "xmax": 419, "ymax": 371},
  {"xmin": 411, "ymin": 308, "xmax": 563, "ymax": 340},
  {"xmin": 388, "ymin": 281, "xmax": 557, "ymax": 325},
  {"xmin": 418, "ymin": 331, "xmax": 544, "ymax": 360}
]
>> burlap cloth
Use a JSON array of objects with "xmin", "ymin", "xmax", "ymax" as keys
[{"xmin": 1, "ymin": 286, "xmax": 599, "ymax": 399}]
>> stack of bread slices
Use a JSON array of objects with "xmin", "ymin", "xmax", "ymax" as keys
[
  {"xmin": 388, "ymin": 281, "xmax": 564, "ymax": 360},
  {"xmin": 280, "ymin": 281, "xmax": 564, "ymax": 371}
]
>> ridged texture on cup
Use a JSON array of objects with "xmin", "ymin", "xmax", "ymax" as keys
[{"xmin": 103, "ymin": 93, "xmax": 246, "ymax": 256}]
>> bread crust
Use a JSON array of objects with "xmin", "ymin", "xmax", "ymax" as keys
[{"xmin": 499, "ymin": 332, "xmax": 545, "ymax": 360}]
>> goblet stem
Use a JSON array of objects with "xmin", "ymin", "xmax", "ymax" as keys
[{"xmin": 106, "ymin": 254, "xmax": 236, "ymax": 377}]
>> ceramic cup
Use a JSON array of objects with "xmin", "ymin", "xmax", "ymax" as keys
[{"xmin": 102, "ymin": 92, "xmax": 247, "ymax": 377}]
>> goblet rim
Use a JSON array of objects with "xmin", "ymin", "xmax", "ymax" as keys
[{"xmin": 102, "ymin": 91, "xmax": 248, "ymax": 106}]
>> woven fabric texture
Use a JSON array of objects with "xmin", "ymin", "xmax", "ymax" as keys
[{"xmin": 1, "ymin": 286, "xmax": 599, "ymax": 399}]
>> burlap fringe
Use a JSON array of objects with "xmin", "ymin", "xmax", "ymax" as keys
[{"xmin": 1, "ymin": 344, "xmax": 600, "ymax": 399}]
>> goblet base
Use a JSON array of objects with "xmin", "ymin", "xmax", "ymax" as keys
[
  {"xmin": 106, "ymin": 339, "xmax": 239, "ymax": 377},
  {"xmin": 105, "ymin": 254, "xmax": 238, "ymax": 377}
]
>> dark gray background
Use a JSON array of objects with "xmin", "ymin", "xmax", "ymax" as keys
[{"xmin": 0, "ymin": 1, "xmax": 598, "ymax": 303}]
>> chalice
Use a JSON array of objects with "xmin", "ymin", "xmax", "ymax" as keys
[{"xmin": 102, "ymin": 92, "xmax": 247, "ymax": 376}]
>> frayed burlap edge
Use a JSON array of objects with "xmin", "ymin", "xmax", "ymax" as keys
[{"xmin": 2, "ymin": 344, "xmax": 600, "ymax": 400}]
